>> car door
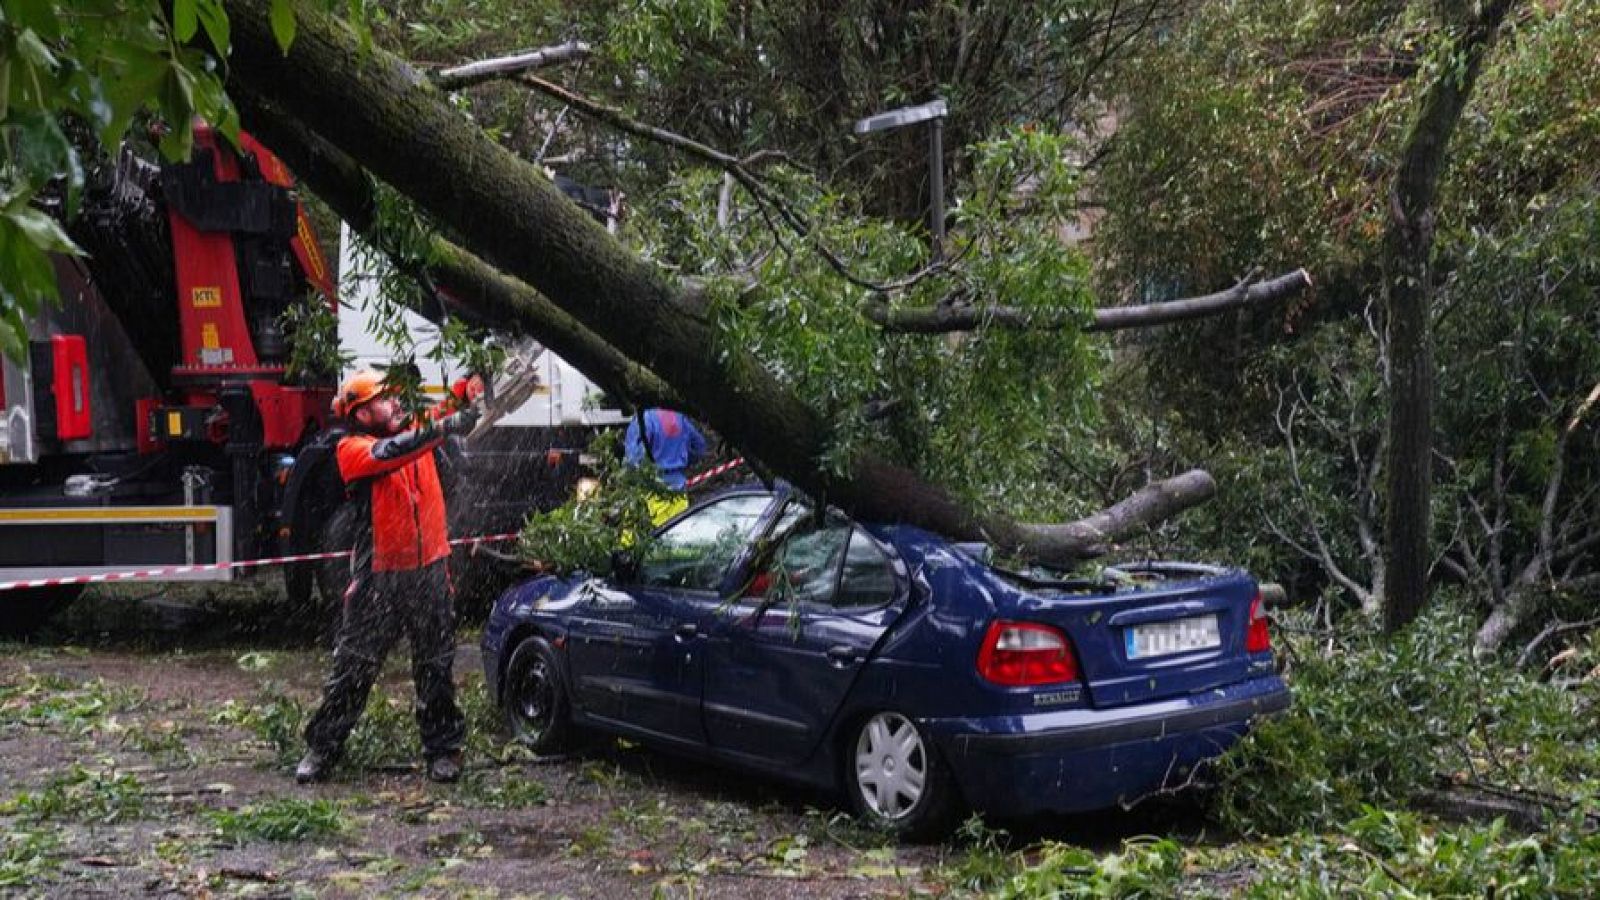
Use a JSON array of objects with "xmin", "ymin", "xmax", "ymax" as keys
[
  {"xmin": 702, "ymin": 510, "xmax": 908, "ymax": 766},
  {"xmin": 565, "ymin": 492, "xmax": 774, "ymax": 747}
]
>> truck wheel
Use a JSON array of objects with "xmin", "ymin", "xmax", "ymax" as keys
[
  {"xmin": 0, "ymin": 586, "xmax": 85, "ymax": 637},
  {"xmin": 310, "ymin": 503, "xmax": 358, "ymax": 644},
  {"xmin": 283, "ymin": 562, "xmax": 316, "ymax": 616},
  {"xmin": 846, "ymin": 711, "xmax": 962, "ymax": 841}
]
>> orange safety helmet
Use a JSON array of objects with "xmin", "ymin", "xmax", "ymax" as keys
[{"xmin": 332, "ymin": 368, "xmax": 390, "ymax": 417}]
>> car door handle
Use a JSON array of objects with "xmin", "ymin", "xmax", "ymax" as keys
[
  {"xmin": 674, "ymin": 623, "xmax": 699, "ymax": 641},
  {"xmin": 826, "ymin": 645, "xmax": 859, "ymax": 667}
]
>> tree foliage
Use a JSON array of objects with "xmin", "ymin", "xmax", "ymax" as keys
[
  {"xmin": 380, "ymin": 0, "xmax": 1175, "ymax": 222},
  {"xmin": 1093, "ymin": 0, "xmax": 1600, "ymax": 643},
  {"xmin": 0, "ymin": 0, "xmax": 239, "ymax": 358},
  {"xmin": 625, "ymin": 128, "xmax": 1104, "ymax": 514}
]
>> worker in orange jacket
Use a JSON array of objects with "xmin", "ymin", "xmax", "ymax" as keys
[{"xmin": 297, "ymin": 369, "xmax": 483, "ymax": 784}]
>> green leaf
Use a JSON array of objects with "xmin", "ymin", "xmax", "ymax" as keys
[
  {"xmin": 97, "ymin": 43, "xmax": 170, "ymax": 149},
  {"xmin": 9, "ymin": 112, "xmax": 83, "ymax": 217},
  {"xmin": 0, "ymin": 307, "xmax": 28, "ymax": 363},
  {"xmin": 6, "ymin": 207, "xmax": 81, "ymax": 256},
  {"xmin": 7, "ymin": 0, "xmax": 63, "ymax": 41},
  {"xmin": 173, "ymin": 0, "xmax": 199, "ymax": 42},
  {"xmin": 155, "ymin": 63, "xmax": 197, "ymax": 160},
  {"xmin": 0, "ymin": 216, "xmax": 65, "ymax": 318},
  {"xmin": 14, "ymin": 28, "xmax": 57, "ymax": 70},
  {"xmin": 195, "ymin": 0, "xmax": 231, "ymax": 55},
  {"xmin": 269, "ymin": 0, "xmax": 297, "ymax": 54}
]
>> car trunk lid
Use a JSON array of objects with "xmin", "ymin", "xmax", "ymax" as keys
[{"xmin": 1000, "ymin": 562, "xmax": 1259, "ymax": 709}]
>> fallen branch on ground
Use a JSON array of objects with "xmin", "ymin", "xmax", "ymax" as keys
[{"xmin": 1414, "ymin": 780, "xmax": 1600, "ymax": 832}]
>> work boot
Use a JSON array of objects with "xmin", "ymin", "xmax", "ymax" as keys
[
  {"xmin": 295, "ymin": 749, "xmax": 336, "ymax": 784},
  {"xmin": 426, "ymin": 751, "xmax": 464, "ymax": 784}
]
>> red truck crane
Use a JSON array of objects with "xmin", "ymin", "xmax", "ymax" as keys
[
  {"xmin": 1, "ymin": 125, "xmax": 624, "ymax": 635},
  {"xmin": 0, "ymin": 125, "xmax": 339, "ymax": 632}
]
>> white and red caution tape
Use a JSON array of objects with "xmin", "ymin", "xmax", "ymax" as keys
[
  {"xmin": 0, "ymin": 532, "xmax": 521, "ymax": 593},
  {"xmin": 686, "ymin": 457, "xmax": 745, "ymax": 488},
  {"xmin": 2, "ymin": 457, "xmax": 749, "ymax": 594}
]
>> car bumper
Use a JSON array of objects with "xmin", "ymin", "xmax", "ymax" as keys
[{"xmin": 924, "ymin": 676, "xmax": 1290, "ymax": 816}]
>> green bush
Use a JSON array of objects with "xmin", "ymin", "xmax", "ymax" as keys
[
  {"xmin": 1213, "ymin": 601, "xmax": 1600, "ymax": 834},
  {"xmin": 1242, "ymin": 806, "xmax": 1600, "ymax": 898}
]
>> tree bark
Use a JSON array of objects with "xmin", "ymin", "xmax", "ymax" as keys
[
  {"xmin": 1381, "ymin": 0, "xmax": 1517, "ymax": 633},
  {"xmin": 236, "ymin": 92, "xmax": 683, "ymax": 412},
  {"xmin": 221, "ymin": 0, "xmax": 1213, "ymax": 564},
  {"xmin": 1016, "ymin": 469, "xmax": 1216, "ymax": 558}
]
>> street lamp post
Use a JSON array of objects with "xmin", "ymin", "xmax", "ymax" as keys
[{"xmin": 854, "ymin": 98, "xmax": 949, "ymax": 262}]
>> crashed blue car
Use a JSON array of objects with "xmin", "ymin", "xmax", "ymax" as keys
[{"xmin": 482, "ymin": 486, "xmax": 1289, "ymax": 838}]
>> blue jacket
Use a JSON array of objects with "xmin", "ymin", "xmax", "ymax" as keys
[{"xmin": 624, "ymin": 409, "xmax": 708, "ymax": 491}]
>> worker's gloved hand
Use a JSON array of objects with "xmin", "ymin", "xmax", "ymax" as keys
[
  {"xmin": 372, "ymin": 424, "xmax": 443, "ymax": 461},
  {"xmin": 438, "ymin": 404, "xmax": 481, "ymax": 437}
]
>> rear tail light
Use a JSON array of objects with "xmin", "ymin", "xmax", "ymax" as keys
[
  {"xmin": 1245, "ymin": 590, "xmax": 1271, "ymax": 653},
  {"xmin": 977, "ymin": 620, "xmax": 1080, "ymax": 687}
]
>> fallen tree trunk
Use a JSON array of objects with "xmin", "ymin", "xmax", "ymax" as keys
[
  {"xmin": 237, "ymin": 92, "xmax": 683, "ymax": 412},
  {"xmin": 222, "ymin": 0, "xmax": 1215, "ymax": 564}
]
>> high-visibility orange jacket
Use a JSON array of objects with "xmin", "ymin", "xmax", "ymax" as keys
[{"xmin": 337, "ymin": 430, "xmax": 449, "ymax": 573}]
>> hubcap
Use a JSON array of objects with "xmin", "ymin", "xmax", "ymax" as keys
[
  {"xmin": 854, "ymin": 712, "xmax": 927, "ymax": 820},
  {"xmin": 513, "ymin": 657, "xmax": 554, "ymax": 738}
]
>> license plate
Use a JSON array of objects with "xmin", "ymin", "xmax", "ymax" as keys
[{"xmin": 1125, "ymin": 614, "xmax": 1221, "ymax": 659}]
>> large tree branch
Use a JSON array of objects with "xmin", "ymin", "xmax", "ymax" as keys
[
  {"xmin": 433, "ymin": 40, "xmax": 591, "ymax": 91},
  {"xmin": 1390, "ymin": 1, "xmax": 1517, "ymax": 229},
  {"xmin": 865, "ymin": 269, "xmax": 1313, "ymax": 333},
  {"xmin": 235, "ymin": 91, "xmax": 682, "ymax": 412},
  {"xmin": 512, "ymin": 68, "xmax": 1315, "ymax": 335},
  {"xmin": 1088, "ymin": 268, "xmax": 1312, "ymax": 332},
  {"xmin": 222, "ymin": 0, "xmax": 1216, "ymax": 564},
  {"xmin": 1014, "ymin": 470, "xmax": 1217, "ymax": 558}
]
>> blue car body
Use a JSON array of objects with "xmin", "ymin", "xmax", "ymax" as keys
[{"xmin": 482, "ymin": 486, "xmax": 1289, "ymax": 817}]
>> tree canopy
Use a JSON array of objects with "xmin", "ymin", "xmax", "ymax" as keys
[{"xmin": 6, "ymin": 0, "xmax": 1596, "ymax": 646}]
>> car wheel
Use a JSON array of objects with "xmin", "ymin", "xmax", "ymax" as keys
[
  {"xmin": 847, "ymin": 711, "xmax": 962, "ymax": 841},
  {"xmin": 502, "ymin": 636, "xmax": 573, "ymax": 754}
]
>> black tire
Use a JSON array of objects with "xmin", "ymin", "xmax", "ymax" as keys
[
  {"xmin": 283, "ymin": 560, "xmax": 315, "ymax": 613},
  {"xmin": 845, "ymin": 711, "xmax": 963, "ymax": 841},
  {"xmin": 501, "ymin": 636, "xmax": 573, "ymax": 754},
  {"xmin": 309, "ymin": 503, "xmax": 358, "ymax": 644},
  {"xmin": 0, "ymin": 586, "xmax": 85, "ymax": 637}
]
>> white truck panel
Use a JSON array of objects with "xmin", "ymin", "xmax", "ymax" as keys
[{"xmin": 337, "ymin": 224, "xmax": 624, "ymax": 427}]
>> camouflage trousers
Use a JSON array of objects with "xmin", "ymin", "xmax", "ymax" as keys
[{"xmin": 303, "ymin": 560, "xmax": 465, "ymax": 760}]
